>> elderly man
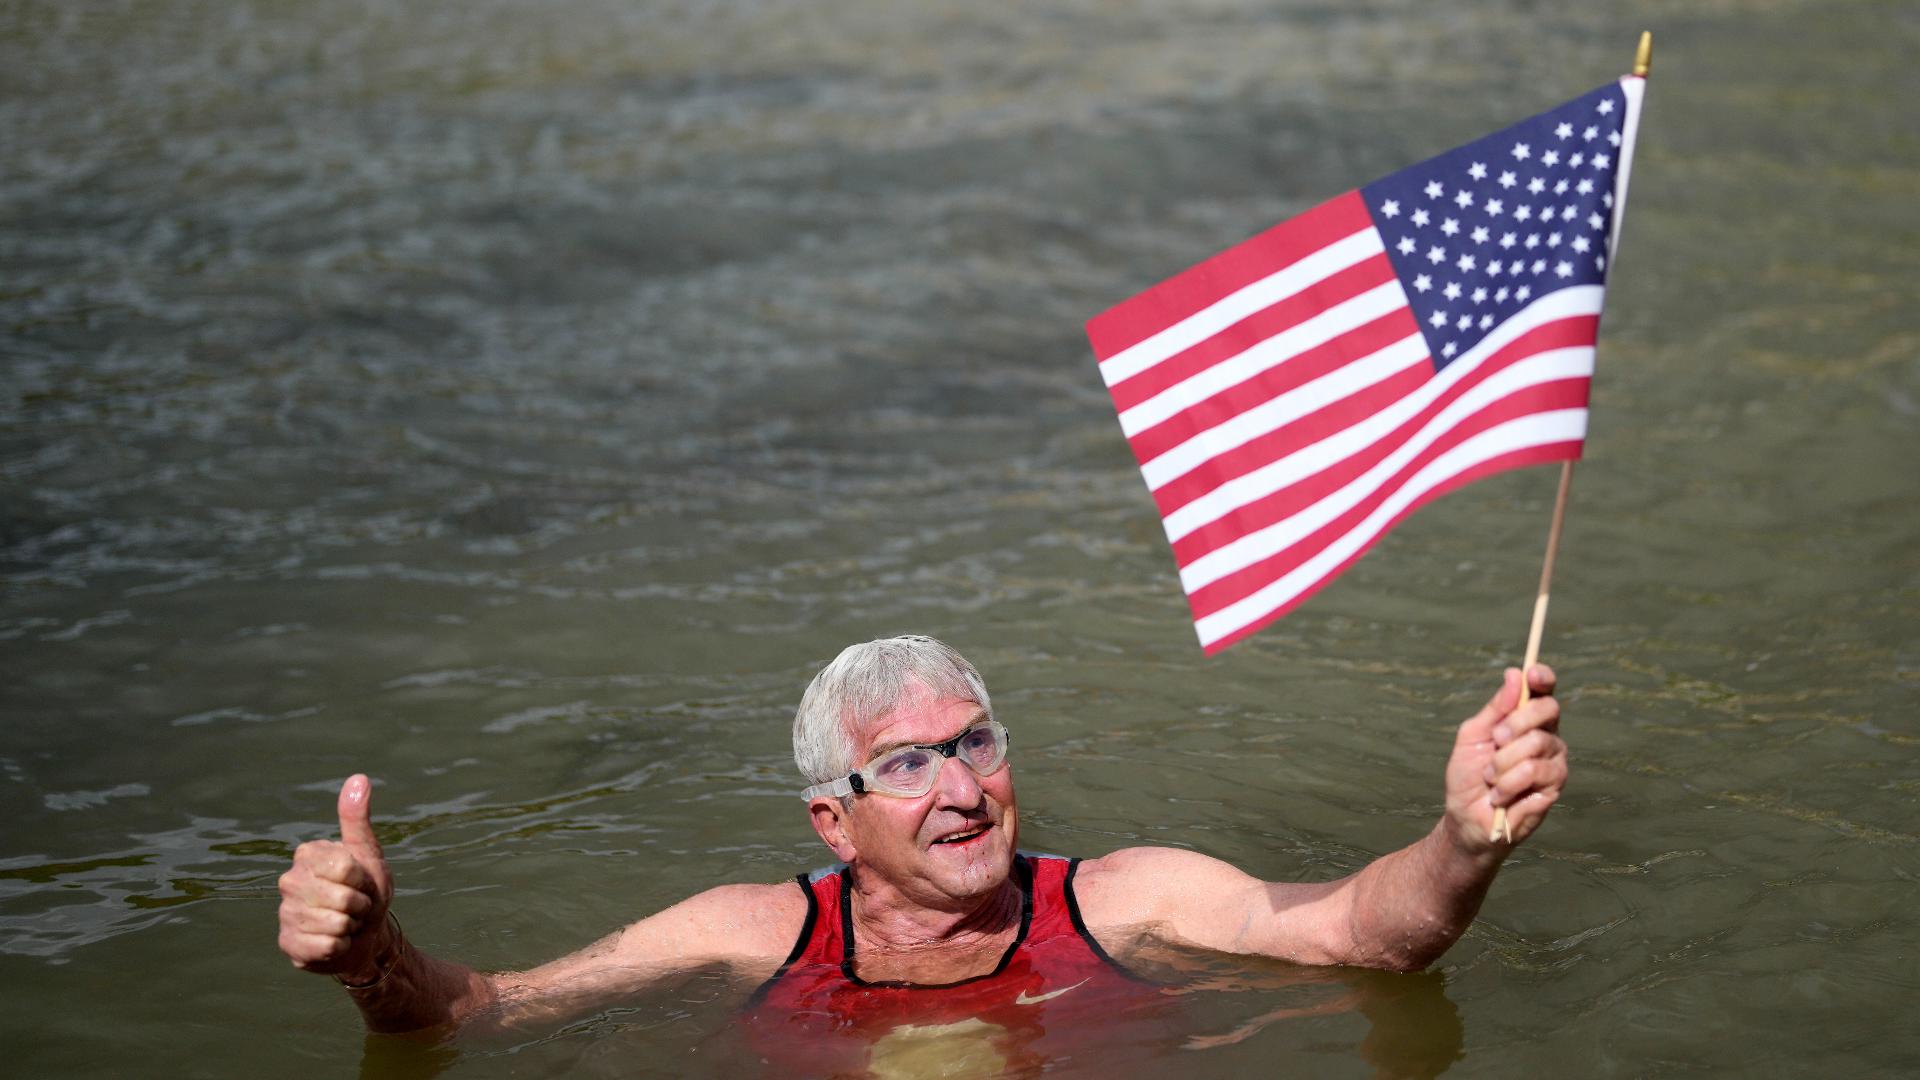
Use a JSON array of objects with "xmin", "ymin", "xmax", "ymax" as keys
[{"xmin": 278, "ymin": 635, "xmax": 1565, "ymax": 1044}]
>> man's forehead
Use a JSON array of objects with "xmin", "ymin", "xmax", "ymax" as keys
[{"xmin": 855, "ymin": 692, "xmax": 988, "ymax": 756}]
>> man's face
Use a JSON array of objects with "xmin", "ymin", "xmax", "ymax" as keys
[{"xmin": 815, "ymin": 686, "xmax": 1018, "ymax": 909}]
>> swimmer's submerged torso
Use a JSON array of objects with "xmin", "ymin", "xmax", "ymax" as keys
[{"xmin": 741, "ymin": 853, "xmax": 1170, "ymax": 1074}]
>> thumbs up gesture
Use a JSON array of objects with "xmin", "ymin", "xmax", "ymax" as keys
[{"xmin": 277, "ymin": 774, "xmax": 397, "ymax": 982}]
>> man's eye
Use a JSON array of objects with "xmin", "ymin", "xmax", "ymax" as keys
[{"xmin": 876, "ymin": 753, "xmax": 929, "ymax": 778}]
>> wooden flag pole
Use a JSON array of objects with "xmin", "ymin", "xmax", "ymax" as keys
[
  {"xmin": 1491, "ymin": 31, "xmax": 1649, "ymax": 845},
  {"xmin": 1492, "ymin": 460, "xmax": 1573, "ymax": 843}
]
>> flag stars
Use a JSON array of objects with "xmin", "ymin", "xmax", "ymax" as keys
[
  {"xmin": 1583, "ymin": 124, "xmax": 1598, "ymax": 140},
  {"xmin": 1548, "ymin": 231, "xmax": 1563, "ymax": 247},
  {"xmin": 1508, "ymin": 259, "xmax": 1524, "ymax": 274},
  {"xmin": 1569, "ymin": 152, "xmax": 1585, "ymax": 168},
  {"xmin": 1430, "ymin": 310, "xmax": 1450, "ymax": 328},
  {"xmin": 1588, "ymin": 211, "xmax": 1604, "ymax": 230},
  {"xmin": 1603, "ymin": 191, "xmax": 1614, "ymax": 208},
  {"xmin": 1499, "ymin": 231, "xmax": 1517, "ymax": 249},
  {"xmin": 1527, "ymin": 176, "xmax": 1546, "ymax": 194},
  {"xmin": 1380, "ymin": 199, "xmax": 1402, "ymax": 218},
  {"xmin": 1468, "ymin": 161, "xmax": 1488, "ymax": 181},
  {"xmin": 1553, "ymin": 178, "xmax": 1569, "ymax": 195},
  {"xmin": 1488, "ymin": 260, "xmax": 1504, "ymax": 277},
  {"xmin": 1472, "ymin": 286, "xmax": 1488, "ymax": 304},
  {"xmin": 1555, "ymin": 260, "xmax": 1574, "ymax": 278},
  {"xmin": 1593, "ymin": 151, "xmax": 1611, "ymax": 169},
  {"xmin": 1495, "ymin": 286, "xmax": 1510, "ymax": 302},
  {"xmin": 1512, "ymin": 142, "xmax": 1532, "ymax": 161},
  {"xmin": 1561, "ymin": 205, "xmax": 1578, "ymax": 221},
  {"xmin": 1514, "ymin": 205, "xmax": 1533, "ymax": 222},
  {"xmin": 1499, "ymin": 170, "xmax": 1518, "ymax": 188},
  {"xmin": 1470, "ymin": 225, "xmax": 1490, "ymax": 244},
  {"xmin": 1596, "ymin": 254, "xmax": 1606, "ymax": 271},
  {"xmin": 1428, "ymin": 245, "xmax": 1447, "ymax": 264},
  {"xmin": 1571, "ymin": 235, "xmax": 1592, "ymax": 254},
  {"xmin": 1479, "ymin": 313, "xmax": 1494, "ymax": 329},
  {"xmin": 1598, "ymin": 99, "xmax": 1615, "ymax": 114},
  {"xmin": 1456, "ymin": 314, "xmax": 1473, "ymax": 330},
  {"xmin": 1397, "ymin": 236, "xmax": 1417, "ymax": 255},
  {"xmin": 1425, "ymin": 180, "xmax": 1445, "ymax": 199},
  {"xmin": 1555, "ymin": 121, "xmax": 1574, "ymax": 139},
  {"xmin": 1531, "ymin": 258, "xmax": 1547, "ymax": 274},
  {"xmin": 1608, "ymin": 128, "xmax": 1622, "ymax": 147},
  {"xmin": 1413, "ymin": 273, "xmax": 1433, "ymax": 293},
  {"xmin": 1542, "ymin": 149, "xmax": 1560, "ymax": 167},
  {"xmin": 1485, "ymin": 198, "xmax": 1505, "ymax": 216},
  {"xmin": 1454, "ymin": 189, "xmax": 1475, "ymax": 209},
  {"xmin": 1524, "ymin": 234, "xmax": 1540, "ymax": 249},
  {"xmin": 1576, "ymin": 178, "xmax": 1594, "ymax": 195},
  {"xmin": 1441, "ymin": 218, "xmax": 1461, "ymax": 236},
  {"xmin": 1442, "ymin": 341, "xmax": 1458, "ymax": 358},
  {"xmin": 1443, "ymin": 281, "xmax": 1462, "ymax": 301},
  {"xmin": 1412, "ymin": 208, "xmax": 1431, "ymax": 227},
  {"xmin": 1516, "ymin": 285, "xmax": 1533, "ymax": 301},
  {"xmin": 1456, "ymin": 253, "xmax": 1477, "ymax": 272}
]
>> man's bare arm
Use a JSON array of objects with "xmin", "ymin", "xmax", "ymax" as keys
[
  {"xmin": 276, "ymin": 775, "xmax": 805, "ymax": 1034},
  {"xmin": 336, "ymin": 882, "xmax": 805, "ymax": 1034},
  {"xmin": 1074, "ymin": 666, "xmax": 1567, "ymax": 972}
]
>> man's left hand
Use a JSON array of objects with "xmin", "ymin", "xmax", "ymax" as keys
[{"xmin": 1443, "ymin": 665, "xmax": 1567, "ymax": 853}]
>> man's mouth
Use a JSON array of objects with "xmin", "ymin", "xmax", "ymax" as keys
[{"xmin": 930, "ymin": 825, "xmax": 991, "ymax": 847}]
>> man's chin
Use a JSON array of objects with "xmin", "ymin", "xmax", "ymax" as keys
[{"xmin": 924, "ymin": 830, "xmax": 1014, "ymax": 895}]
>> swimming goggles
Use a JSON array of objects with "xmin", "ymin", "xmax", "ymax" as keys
[{"xmin": 801, "ymin": 720, "xmax": 1010, "ymax": 800}]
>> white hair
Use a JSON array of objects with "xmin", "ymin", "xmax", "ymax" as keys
[{"xmin": 792, "ymin": 635, "xmax": 993, "ymax": 786}]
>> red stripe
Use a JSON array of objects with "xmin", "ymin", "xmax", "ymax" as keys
[
  {"xmin": 1149, "ymin": 361, "xmax": 1430, "ymax": 517},
  {"xmin": 1184, "ymin": 378, "xmax": 1591, "ymax": 617},
  {"xmin": 1123, "ymin": 305, "xmax": 1421, "ymax": 465},
  {"xmin": 1165, "ymin": 316, "xmax": 1598, "ymax": 563},
  {"xmin": 1086, "ymin": 191, "xmax": 1374, "ymax": 361},
  {"xmin": 1104, "ymin": 254, "xmax": 1398, "ymax": 411},
  {"xmin": 1197, "ymin": 441, "xmax": 1583, "ymax": 654}
]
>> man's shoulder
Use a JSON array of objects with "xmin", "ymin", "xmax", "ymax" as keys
[
  {"xmin": 1072, "ymin": 847, "xmax": 1254, "ymax": 926},
  {"xmin": 638, "ymin": 879, "xmax": 811, "ymax": 966}
]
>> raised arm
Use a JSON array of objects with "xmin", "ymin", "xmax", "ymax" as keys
[
  {"xmin": 1074, "ymin": 665, "xmax": 1566, "ymax": 973},
  {"xmin": 276, "ymin": 775, "xmax": 805, "ymax": 1033}
]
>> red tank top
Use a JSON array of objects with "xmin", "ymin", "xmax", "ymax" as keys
[{"xmin": 740, "ymin": 854, "xmax": 1166, "ymax": 1074}]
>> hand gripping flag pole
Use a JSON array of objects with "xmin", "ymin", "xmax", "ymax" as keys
[{"xmin": 1493, "ymin": 31, "xmax": 1651, "ymax": 843}]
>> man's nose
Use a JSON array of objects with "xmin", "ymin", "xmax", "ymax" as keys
[{"xmin": 931, "ymin": 754, "xmax": 985, "ymax": 809}]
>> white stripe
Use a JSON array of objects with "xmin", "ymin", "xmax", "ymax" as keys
[
  {"xmin": 1195, "ymin": 409, "xmax": 1589, "ymax": 646},
  {"xmin": 1176, "ymin": 345, "xmax": 1594, "ymax": 591},
  {"xmin": 1100, "ymin": 228, "xmax": 1384, "ymax": 388},
  {"xmin": 1609, "ymin": 75, "xmax": 1646, "ymax": 266},
  {"xmin": 1160, "ymin": 285, "xmax": 1602, "ymax": 546},
  {"xmin": 1140, "ymin": 332, "xmax": 1427, "ymax": 491},
  {"xmin": 1118, "ymin": 281, "xmax": 1405, "ymax": 438}
]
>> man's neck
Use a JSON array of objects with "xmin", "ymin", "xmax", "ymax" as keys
[{"xmin": 845, "ymin": 862, "xmax": 1024, "ymax": 963}]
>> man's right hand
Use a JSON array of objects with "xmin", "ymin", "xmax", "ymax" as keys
[{"xmin": 277, "ymin": 773, "xmax": 395, "ymax": 981}]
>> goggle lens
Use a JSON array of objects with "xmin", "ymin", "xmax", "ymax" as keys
[{"xmin": 863, "ymin": 721, "xmax": 1008, "ymax": 797}]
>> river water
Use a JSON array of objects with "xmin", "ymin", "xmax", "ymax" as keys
[{"xmin": 3, "ymin": 0, "xmax": 1916, "ymax": 1076}]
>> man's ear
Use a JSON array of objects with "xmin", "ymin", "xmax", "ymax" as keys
[{"xmin": 808, "ymin": 797, "xmax": 859, "ymax": 863}]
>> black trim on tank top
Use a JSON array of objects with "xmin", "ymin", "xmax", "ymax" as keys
[
  {"xmin": 742, "ymin": 873, "xmax": 820, "ymax": 1010},
  {"xmin": 1064, "ymin": 857, "xmax": 1156, "ymax": 984},
  {"xmin": 839, "ymin": 854, "xmax": 1035, "ymax": 990}
]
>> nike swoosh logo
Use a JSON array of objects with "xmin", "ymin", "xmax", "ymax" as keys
[{"xmin": 1014, "ymin": 978, "xmax": 1090, "ymax": 1006}]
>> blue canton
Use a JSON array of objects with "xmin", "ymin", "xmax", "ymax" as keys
[{"xmin": 1361, "ymin": 83, "xmax": 1627, "ymax": 371}]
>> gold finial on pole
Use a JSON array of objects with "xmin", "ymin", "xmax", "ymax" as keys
[{"xmin": 1633, "ymin": 31, "xmax": 1653, "ymax": 77}]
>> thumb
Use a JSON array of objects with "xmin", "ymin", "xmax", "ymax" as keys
[
  {"xmin": 336, "ymin": 773, "xmax": 387, "ymax": 872},
  {"xmin": 1456, "ymin": 668, "xmax": 1522, "ymax": 746}
]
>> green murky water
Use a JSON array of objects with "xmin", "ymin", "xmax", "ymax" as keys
[{"xmin": 3, "ymin": 1, "xmax": 1916, "ymax": 1075}]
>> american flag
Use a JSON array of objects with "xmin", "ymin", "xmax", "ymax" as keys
[{"xmin": 1088, "ymin": 76, "xmax": 1646, "ymax": 653}]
